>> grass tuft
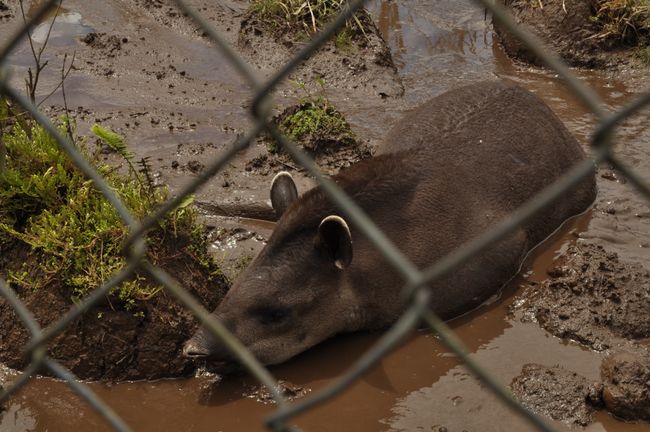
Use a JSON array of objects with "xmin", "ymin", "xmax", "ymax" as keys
[
  {"xmin": 0, "ymin": 111, "xmax": 215, "ymax": 311},
  {"xmin": 249, "ymin": 0, "xmax": 369, "ymax": 43},
  {"xmin": 269, "ymin": 80, "xmax": 356, "ymax": 154},
  {"xmin": 594, "ymin": 0, "xmax": 650, "ymax": 46}
]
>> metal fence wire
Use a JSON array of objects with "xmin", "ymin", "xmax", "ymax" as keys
[{"xmin": 1, "ymin": 0, "xmax": 649, "ymax": 431}]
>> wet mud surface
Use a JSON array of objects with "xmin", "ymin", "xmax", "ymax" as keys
[
  {"xmin": 237, "ymin": 9, "xmax": 404, "ymax": 98},
  {"xmin": 1, "ymin": 0, "xmax": 650, "ymax": 431},
  {"xmin": 513, "ymin": 242, "xmax": 650, "ymax": 351},
  {"xmin": 510, "ymin": 363, "xmax": 602, "ymax": 426}
]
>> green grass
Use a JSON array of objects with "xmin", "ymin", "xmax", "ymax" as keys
[
  {"xmin": 249, "ymin": 0, "xmax": 368, "ymax": 42},
  {"xmin": 268, "ymin": 81, "xmax": 356, "ymax": 154},
  {"xmin": 0, "ymin": 108, "xmax": 210, "ymax": 310},
  {"xmin": 280, "ymin": 98, "xmax": 352, "ymax": 142}
]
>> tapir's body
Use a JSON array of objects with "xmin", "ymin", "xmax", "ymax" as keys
[{"xmin": 184, "ymin": 80, "xmax": 596, "ymax": 365}]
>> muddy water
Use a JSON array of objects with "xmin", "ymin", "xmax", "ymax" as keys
[{"xmin": 2, "ymin": 0, "xmax": 650, "ymax": 431}]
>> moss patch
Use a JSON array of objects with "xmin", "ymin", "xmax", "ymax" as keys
[{"xmin": 274, "ymin": 97, "xmax": 356, "ymax": 153}]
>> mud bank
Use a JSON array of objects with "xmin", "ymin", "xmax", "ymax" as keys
[
  {"xmin": 496, "ymin": 0, "xmax": 650, "ymax": 75},
  {"xmin": 0, "ymin": 233, "xmax": 227, "ymax": 381},
  {"xmin": 510, "ymin": 363, "xmax": 602, "ymax": 426},
  {"xmin": 238, "ymin": 8, "xmax": 404, "ymax": 98},
  {"xmin": 514, "ymin": 242, "xmax": 650, "ymax": 350},
  {"xmin": 512, "ymin": 241, "xmax": 650, "ymax": 422}
]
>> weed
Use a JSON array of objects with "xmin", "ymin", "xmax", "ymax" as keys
[
  {"xmin": 594, "ymin": 0, "xmax": 650, "ymax": 45},
  {"xmin": 637, "ymin": 44, "xmax": 650, "ymax": 63},
  {"xmin": 0, "ymin": 117, "xmax": 215, "ymax": 310},
  {"xmin": 248, "ymin": 0, "xmax": 369, "ymax": 42},
  {"xmin": 334, "ymin": 27, "xmax": 355, "ymax": 51}
]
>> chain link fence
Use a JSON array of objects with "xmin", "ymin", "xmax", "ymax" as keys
[{"xmin": 1, "ymin": 0, "xmax": 649, "ymax": 431}]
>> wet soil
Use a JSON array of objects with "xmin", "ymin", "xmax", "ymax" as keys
[
  {"xmin": 0, "ymin": 1, "xmax": 14, "ymax": 22},
  {"xmin": 496, "ymin": 0, "xmax": 650, "ymax": 71},
  {"xmin": 238, "ymin": 9, "xmax": 404, "ymax": 99},
  {"xmin": 1, "ymin": 0, "xmax": 650, "ymax": 431},
  {"xmin": 513, "ymin": 242, "xmax": 650, "ymax": 351},
  {"xmin": 511, "ymin": 242, "xmax": 650, "ymax": 423},
  {"xmin": 510, "ymin": 363, "xmax": 602, "ymax": 426},
  {"xmin": 0, "ymin": 232, "xmax": 227, "ymax": 381},
  {"xmin": 600, "ymin": 346, "xmax": 650, "ymax": 421}
]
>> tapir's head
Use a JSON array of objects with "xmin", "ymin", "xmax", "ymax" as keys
[{"xmin": 183, "ymin": 172, "xmax": 360, "ymax": 366}]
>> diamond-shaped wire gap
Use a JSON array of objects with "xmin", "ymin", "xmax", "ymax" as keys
[
  {"xmin": 123, "ymin": 126, "xmax": 262, "ymax": 251},
  {"xmin": 0, "ymin": 0, "xmax": 58, "ymax": 61},
  {"xmin": 475, "ymin": 0, "xmax": 605, "ymax": 117},
  {"xmin": 420, "ymin": 308, "xmax": 555, "ymax": 432},
  {"xmin": 411, "ymin": 153, "xmax": 604, "ymax": 301},
  {"xmin": 23, "ymin": 261, "xmax": 141, "ymax": 356},
  {"xmin": 250, "ymin": 0, "xmax": 369, "ymax": 113},
  {"xmin": 263, "ymin": 121, "xmax": 421, "ymax": 282},
  {"xmin": 172, "ymin": 0, "xmax": 262, "ymax": 89},
  {"xmin": 0, "ymin": 279, "xmax": 132, "ymax": 431}
]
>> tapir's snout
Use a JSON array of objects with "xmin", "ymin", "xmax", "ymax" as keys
[{"xmin": 182, "ymin": 338, "xmax": 210, "ymax": 358}]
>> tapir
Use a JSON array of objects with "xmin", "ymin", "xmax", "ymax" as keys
[{"xmin": 183, "ymin": 80, "xmax": 597, "ymax": 365}]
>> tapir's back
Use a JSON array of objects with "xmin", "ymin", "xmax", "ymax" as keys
[{"xmin": 365, "ymin": 80, "xmax": 596, "ymax": 321}]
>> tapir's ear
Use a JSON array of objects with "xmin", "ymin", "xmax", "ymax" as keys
[
  {"xmin": 270, "ymin": 171, "xmax": 298, "ymax": 217},
  {"xmin": 317, "ymin": 215, "xmax": 353, "ymax": 270}
]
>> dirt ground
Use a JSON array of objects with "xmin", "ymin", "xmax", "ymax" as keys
[{"xmin": 496, "ymin": 0, "xmax": 650, "ymax": 88}]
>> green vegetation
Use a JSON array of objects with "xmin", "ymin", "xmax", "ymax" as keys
[
  {"xmin": 594, "ymin": 0, "xmax": 650, "ymax": 45},
  {"xmin": 637, "ymin": 44, "xmax": 650, "ymax": 64},
  {"xmin": 269, "ymin": 81, "xmax": 356, "ymax": 154},
  {"xmin": 248, "ymin": 0, "xmax": 368, "ymax": 42},
  {"xmin": 0, "ymin": 107, "xmax": 212, "ymax": 310}
]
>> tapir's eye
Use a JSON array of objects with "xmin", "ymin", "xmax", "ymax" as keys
[{"xmin": 251, "ymin": 306, "xmax": 291, "ymax": 325}]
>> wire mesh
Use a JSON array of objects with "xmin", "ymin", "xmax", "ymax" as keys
[{"xmin": 0, "ymin": 0, "xmax": 648, "ymax": 431}]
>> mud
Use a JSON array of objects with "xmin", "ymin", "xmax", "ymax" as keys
[
  {"xmin": 238, "ymin": 9, "xmax": 404, "ymax": 99},
  {"xmin": 0, "ymin": 1, "xmax": 13, "ymax": 22},
  {"xmin": 496, "ymin": 0, "xmax": 649, "ymax": 71},
  {"xmin": 513, "ymin": 242, "xmax": 650, "ymax": 351},
  {"xmin": 510, "ymin": 363, "xmax": 602, "ymax": 426},
  {"xmin": 0, "ymin": 233, "xmax": 227, "ymax": 381},
  {"xmin": 601, "ymin": 346, "xmax": 650, "ymax": 421}
]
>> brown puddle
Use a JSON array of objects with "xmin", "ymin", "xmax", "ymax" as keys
[{"xmin": 2, "ymin": 0, "xmax": 650, "ymax": 431}]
